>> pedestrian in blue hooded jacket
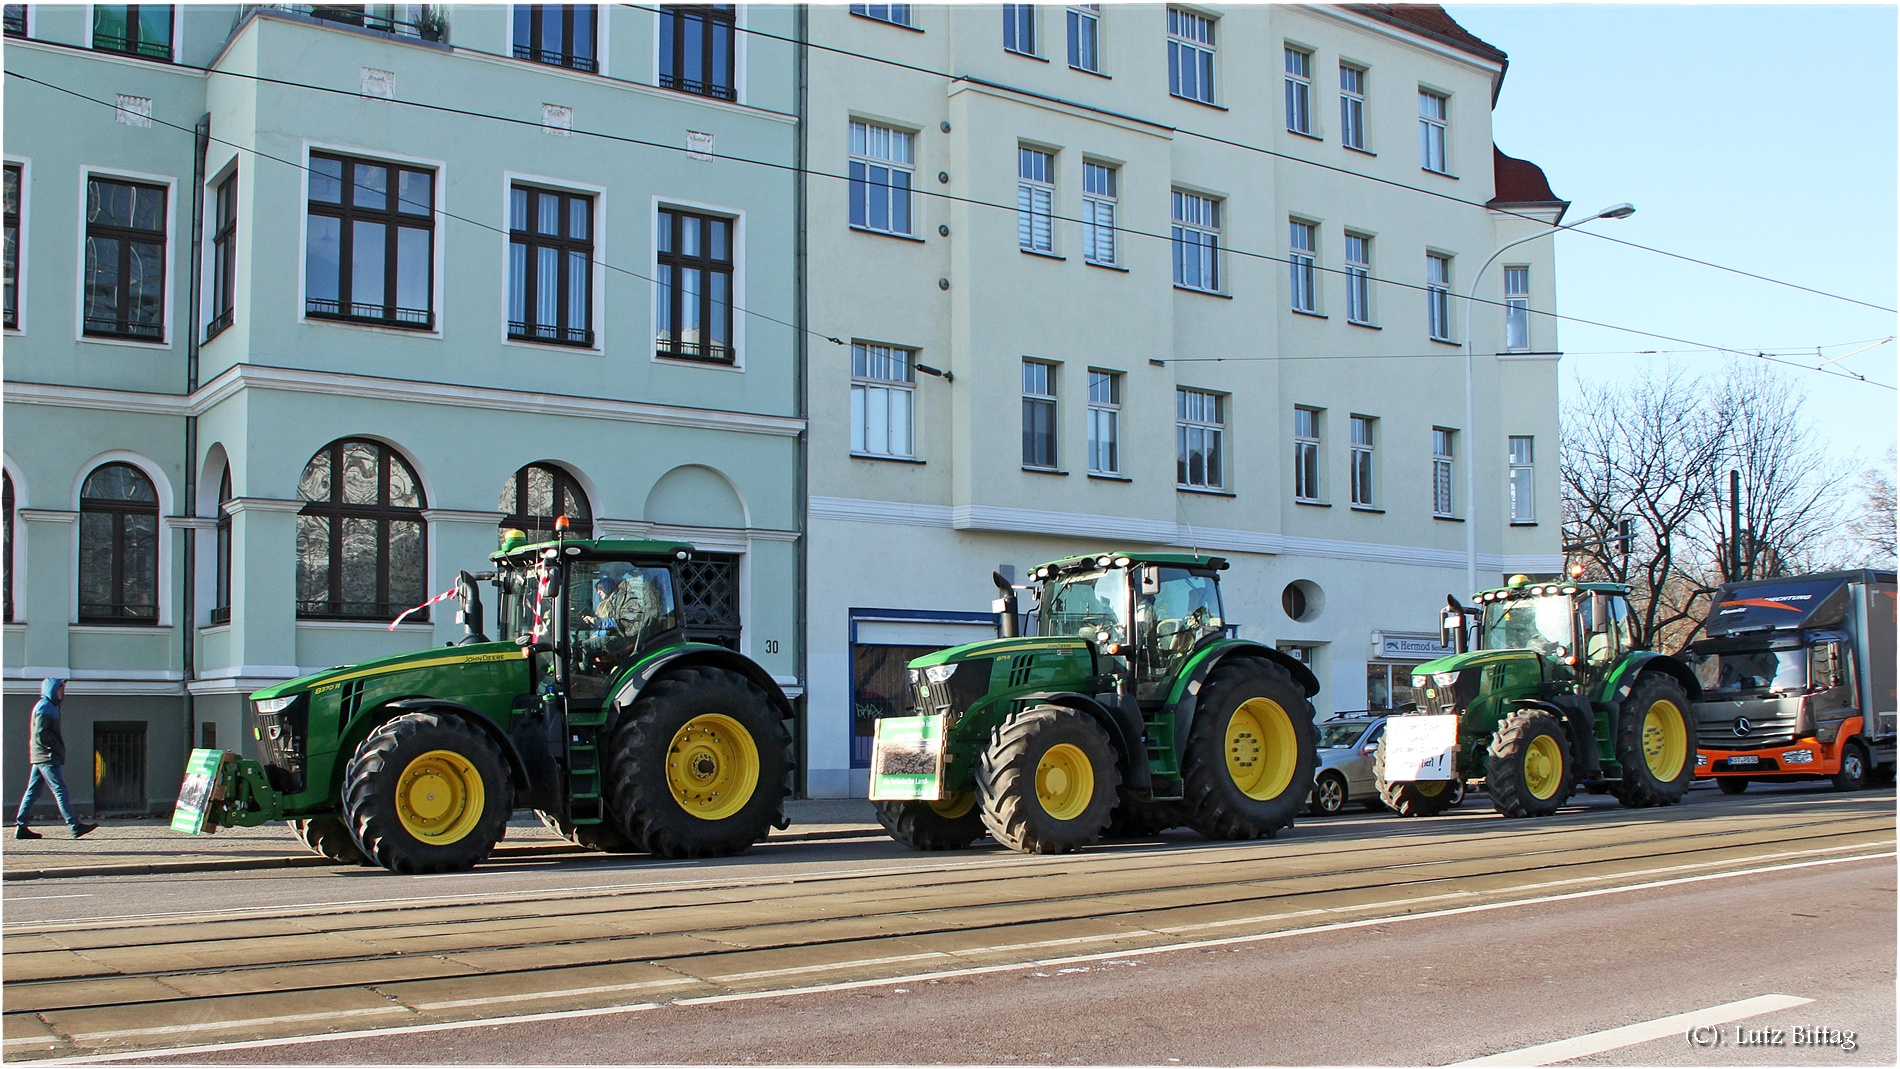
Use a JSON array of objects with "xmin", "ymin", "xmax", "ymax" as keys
[{"xmin": 15, "ymin": 678, "xmax": 98, "ymax": 839}]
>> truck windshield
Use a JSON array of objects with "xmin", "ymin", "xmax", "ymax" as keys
[
  {"xmin": 1483, "ymin": 595, "xmax": 1575, "ymax": 659},
  {"xmin": 1039, "ymin": 568, "xmax": 1129, "ymax": 647},
  {"xmin": 1686, "ymin": 647, "xmax": 1807, "ymax": 696}
]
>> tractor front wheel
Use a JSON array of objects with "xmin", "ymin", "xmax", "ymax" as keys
[
  {"xmin": 1609, "ymin": 675, "xmax": 1696, "ymax": 808},
  {"xmin": 1371, "ymin": 739, "xmax": 1458, "ymax": 817},
  {"xmin": 290, "ymin": 817, "xmax": 370, "ymax": 865},
  {"xmin": 875, "ymin": 795, "xmax": 987, "ymax": 850},
  {"xmin": 977, "ymin": 705, "xmax": 1119, "ymax": 854},
  {"xmin": 1486, "ymin": 709, "xmax": 1575, "ymax": 818},
  {"xmin": 341, "ymin": 712, "xmax": 513, "ymax": 874},
  {"xmin": 1181, "ymin": 658, "xmax": 1317, "ymax": 840}
]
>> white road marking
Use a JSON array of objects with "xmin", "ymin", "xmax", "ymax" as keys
[
  {"xmin": 711, "ymin": 952, "xmax": 953, "ymax": 983},
  {"xmin": 66, "ymin": 1006, "xmax": 412, "ymax": 1044},
  {"xmin": 1451, "ymin": 993, "xmax": 1816, "ymax": 1066},
  {"xmin": 414, "ymin": 978, "xmax": 698, "ymax": 1011},
  {"xmin": 4, "ymin": 894, "xmax": 93, "ymax": 901}
]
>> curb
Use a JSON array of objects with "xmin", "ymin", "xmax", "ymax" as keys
[{"xmin": 2, "ymin": 827, "xmax": 886, "ymax": 881}]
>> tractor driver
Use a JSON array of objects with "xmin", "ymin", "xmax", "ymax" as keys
[{"xmin": 577, "ymin": 567, "xmax": 669, "ymax": 676}]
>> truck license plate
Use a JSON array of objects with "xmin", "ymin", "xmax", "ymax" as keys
[{"xmin": 1728, "ymin": 755, "xmax": 1760, "ymax": 767}]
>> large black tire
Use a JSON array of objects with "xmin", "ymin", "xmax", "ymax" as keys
[
  {"xmin": 1833, "ymin": 741, "xmax": 1871, "ymax": 791},
  {"xmin": 875, "ymin": 795, "xmax": 987, "ymax": 850},
  {"xmin": 534, "ymin": 809, "xmax": 639, "ymax": 853},
  {"xmin": 1372, "ymin": 740, "xmax": 1459, "ymax": 818},
  {"xmin": 1486, "ymin": 709, "xmax": 1575, "ymax": 818},
  {"xmin": 604, "ymin": 666, "xmax": 791, "ymax": 859},
  {"xmin": 1308, "ymin": 771, "xmax": 1348, "ymax": 816},
  {"xmin": 290, "ymin": 816, "xmax": 370, "ymax": 865},
  {"xmin": 1609, "ymin": 675, "xmax": 1697, "ymax": 808},
  {"xmin": 1105, "ymin": 790, "xmax": 1182, "ymax": 837},
  {"xmin": 977, "ymin": 704, "xmax": 1119, "ymax": 854},
  {"xmin": 1717, "ymin": 777, "xmax": 1750, "ymax": 795},
  {"xmin": 341, "ymin": 712, "xmax": 514, "ymax": 874},
  {"xmin": 1181, "ymin": 658, "xmax": 1318, "ymax": 840}
]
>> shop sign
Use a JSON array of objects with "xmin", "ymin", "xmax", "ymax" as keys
[{"xmin": 1374, "ymin": 630, "xmax": 1453, "ymax": 660}]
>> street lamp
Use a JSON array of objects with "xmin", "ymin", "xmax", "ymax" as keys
[{"xmin": 1460, "ymin": 203, "xmax": 1634, "ymax": 597}]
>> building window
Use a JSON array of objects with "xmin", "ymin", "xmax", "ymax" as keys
[
  {"xmin": 1340, "ymin": 64, "xmax": 1366, "ymax": 150},
  {"xmin": 851, "ymin": 342, "xmax": 916, "ymax": 459},
  {"xmin": 1087, "ymin": 369, "xmax": 1120, "ymax": 476},
  {"xmin": 1433, "ymin": 428, "xmax": 1456, "ymax": 517},
  {"xmin": 1167, "ymin": 8, "xmax": 1215, "ymax": 105},
  {"xmin": 1018, "ymin": 147, "xmax": 1054, "ymax": 253},
  {"xmin": 654, "ymin": 208, "xmax": 734, "ymax": 364},
  {"xmin": 1284, "ymin": 46, "xmax": 1312, "ymax": 134},
  {"xmin": 1177, "ymin": 388, "xmax": 1224, "ymax": 490},
  {"xmin": 1022, "ymin": 360, "xmax": 1057, "ymax": 470},
  {"xmin": 1504, "ymin": 265, "xmax": 1530, "ymax": 352},
  {"xmin": 1350, "ymin": 415, "xmax": 1375, "ymax": 507},
  {"xmin": 1067, "ymin": 4, "xmax": 1098, "ymax": 71},
  {"xmin": 1294, "ymin": 406, "xmax": 1321, "ymax": 502},
  {"xmin": 4, "ymin": 162, "xmax": 19, "ymax": 330},
  {"xmin": 679, "ymin": 552, "xmax": 742, "ymax": 650},
  {"xmin": 1003, "ymin": 3, "xmax": 1035, "ymax": 55},
  {"xmin": 659, "ymin": 4, "xmax": 736, "ymax": 101},
  {"xmin": 92, "ymin": 5, "xmax": 171, "ymax": 60},
  {"xmin": 1289, "ymin": 219, "xmax": 1317, "ymax": 313},
  {"xmin": 1419, "ymin": 89, "xmax": 1448, "ymax": 173},
  {"xmin": 2, "ymin": 471, "xmax": 13, "ymax": 621},
  {"xmin": 512, "ymin": 5, "xmax": 597, "ymax": 72},
  {"xmin": 1426, "ymin": 252, "xmax": 1452, "ymax": 341},
  {"xmin": 499, "ymin": 462, "xmax": 592, "ymax": 543},
  {"xmin": 509, "ymin": 186, "xmax": 594, "ymax": 347},
  {"xmin": 4, "ymin": 6, "xmax": 25, "ymax": 36},
  {"xmin": 78, "ymin": 462, "xmax": 159, "ymax": 623},
  {"xmin": 1079, "ymin": 161, "xmax": 1118, "ymax": 266},
  {"xmin": 301, "ymin": 5, "xmax": 436, "ymax": 37},
  {"xmin": 305, "ymin": 153, "xmax": 434, "ymax": 329},
  {"xmin": 212, "ymin": 467, "xmax": 231, "ymax": 625},
  {"xmin": 296, "ymin": 438, "xmax": 427, "ymax": 620},
  {"xmin": 850, "ymin": 4, "xmax": 913, "ymax": 27},
  {"xmin": 1171, "ymin": 190, "xmax": 1219, "ymax": 291},
  {"xmin": 849, "ymin": 120, "xmax": 913, "ymax": 236},
  {"xmin": 83, "ymin": 176, "xmax": 166, "ymax": 340},
  {"xmin": 1367, "ymin": 663, "xmax": 1414, "ymax": 711},
  {"xmin": 1509, "ymin": 436, "xmax": 1535, "ymax": 522},
  {"xmin": 206, "ymin": 171, "xmax": 235, "ymax": 339},
  {"xmin": 1344, "ymin": 232, "xmax": 1371, "ymax": 325}
]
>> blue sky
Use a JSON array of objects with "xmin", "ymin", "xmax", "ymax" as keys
[{"xmin": 1447, "ymin": 3, "xmax": 1898, "ymax": 470}]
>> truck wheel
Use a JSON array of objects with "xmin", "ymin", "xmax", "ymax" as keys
[
  {"xmin": 290, "ymin": 817, "xmax": 370, "ymax": 865},
  {"xmin": 1609, "ymin": 675, "xmax": 1697, "ymax": 808},
  {"xmin": 1486, "ymin": 709, "xmax": 1575, "ymax": 818},
  {"xmin": 1833, "ymin": 741, "xmax": 1871, "ymax": 791},
  {"xmin": 1372, "ymin": 740, "xmax": 1457, "ymax": 818},
  {"xmin": 605, "ymin": 666, "xmax": 790, "ymax": 860},
  {"xmin": 1106, "ymin": 790, "xmax": 1182, "ymax": 837},
  {"xmin": 342, "ymin": 712, "xmax": 513, "ymax": 874},
  {"xmin": 1717, "ymin": 777, "xmax": 1749, "ymax": 795},
  {"xmin": 977, "ymin": 704, "xmax": 1119, "ymax": 854},
  {"xmin": 1308, "ymin": 772, "xmax": 1348, "ymax": 816},
  {"xmin": 1182, "ymin": 658, "xmax": 1318, "ymax": 840},
  {"xmin": 534, "ymin": 809, "xmax": 639, "ymax": 853},
  {"xmin": 875, "ymin": 795, "xmax": 987, "ymax": 850}
]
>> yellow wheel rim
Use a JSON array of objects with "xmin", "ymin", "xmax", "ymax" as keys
[
  {"xmin": 1415, "ymin": 779, "xmax": 1447, "ymax": 798},
  {"xmin": 1642, "ymin": 699, "xmax": 1688, "ymax": 781},
  {"xmin": 1523, "ymin": 734, "xmax": 1563, "ymax": 800},
  {"xmin": 395, "ymin": 749, "xmax": 485, "ymax": 845},
  {"xmin": 1036, "ymin": 743, "xmax": 1096, "ymax": 821},
  {"xmin": 667, "ymin": 714, "xmax": 761, "ymax": 821},
  {"xmin": 1226, "ymin": 698, "xmax": 1298, "ymax": 801},
  {"xmin": 929, "ymin": 792, "xmax": 976, "ymax": 819}
]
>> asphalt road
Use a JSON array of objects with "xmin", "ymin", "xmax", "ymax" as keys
[{"xmin": 4, "ymin": 783, "xmax": 1894, "ymax": 1065}]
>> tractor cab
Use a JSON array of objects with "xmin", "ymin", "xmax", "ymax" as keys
[
  {"xmin": 1030, "ymin": 553, "xmax": 1229, "ymax": 702},
  {"xmin": 1465, "ymin": 577, "xmax": 1636, "ymax": 694}
]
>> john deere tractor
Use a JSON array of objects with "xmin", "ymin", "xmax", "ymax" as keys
[
  {"xmin": 173, "ymin": 534, "xmax": 793, "ymax": 873},
  {"xmin": 1374, "ymin": 576, "xmax": 1700, "ymax": 818},
  {"xmin": 867, "ymin": 552, "xmax": 1320, "ymax": 854}
]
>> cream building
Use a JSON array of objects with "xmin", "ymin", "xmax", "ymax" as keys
[{"xmin": 801, "ymin": 3, "xmax": 1567, "ymax": 797}]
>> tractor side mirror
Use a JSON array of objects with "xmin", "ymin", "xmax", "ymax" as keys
[{"xmin": 1139, "ymin": 565, "xmax": 1161, "ymax": 596}]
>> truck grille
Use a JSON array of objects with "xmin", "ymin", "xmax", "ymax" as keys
[{"xmin": 253, "ymin": 699, "xmax": 310, "ymax": 795}]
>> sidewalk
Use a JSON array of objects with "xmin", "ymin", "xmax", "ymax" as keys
[{"xmin": 0, "ymin": 799, "xmax": 883, "ymax": 881}]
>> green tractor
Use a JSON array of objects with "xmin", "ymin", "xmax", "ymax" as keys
[
  {"xmin": 867, "ymin": 552, "xmax": 1321, "ymax": 854},
  {"xmin": 173, "ymin": 534, "xmax": 793, "ymax": 873},
  {"xmin": 1373, "ymin": 576, "xmax": 1701, "ymax": 818}
]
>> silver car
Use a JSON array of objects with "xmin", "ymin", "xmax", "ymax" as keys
[{"xmin": 1307, "ymin": 715, "xmax": 1466, "ymax": 815}]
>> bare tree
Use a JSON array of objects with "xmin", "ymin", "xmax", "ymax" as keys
[
  {"xmin": 1699, "ymin": 362, "xmax": 1845, "ymax": 581},
  {"xmin": 1843, "ymin": 448, "xmax": 1897, "ymax": 568}
]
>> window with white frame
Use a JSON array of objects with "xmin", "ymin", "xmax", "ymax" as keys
[
  {"xmin": 1177, "ymin": 388, "xmax": 1225, "ymax": 490},
  {"xmin": 4, "ymin": 162, "xmax": 20, "ymax": 331},
  {"xmin": 1350, "ymin": 415, "xmax": 1375, "ymax": 507},
  {"xmin": 849, "ymin": 120, "xmax": 914, "ymax": 236},
  {"xmin": 850, "ymin": 4, "xmax": 912, "ymax": 27},
  {"xmin": 1294, "ymin": 406, "xmax": 1322, "ymax": 502},
  {"xmin": 1172, "ymin": 190, "xmax": 1219, "ymax": 291},
  {"xmin": 1022, "ymin": 360, "xmax": 1058, "ymax": 469},
  {"xmin": 1018, "ymin": 147, "xmax": 1055, "ymax": 253},
  {"xmin": 1004, "ymin": 3, "xmax": 1035, "ymax": 55},
  {"xmin": 1340, "ymin": 64, "xmax": 1366, "ymax": 150},
  {"xmin": 1083, "ymin": 161, "xmax": 1116, "ymax": 265},
  {"xmin": 1068, "ymin": 4, "xmax": 1099, "ymax": 71},
  {"xmin": 1419, "ymin": 89, "xmax": 1448, "ymax": 173},
  {"xmin": 1504, "ymin": 265, "xmax": 1530, "ymax": 352},
  {"xmin": 1289, "ymin": 219, "xmax": 1317, "ymax": 313},
  {"xmin": 1344, "ymin": 232, "xmax": 1371, "ymax": 325},
  {"xmin": 1284, "ymin": 46, "xmax": 1312, "ymax": 134},
  {"xmin": 1433, "ymin": 427, "xmax": 1456, "ymax": 517},
  {"xmin": 1426, "ymin": 252, "xmax": 1452, "ymax": 341},
  {"xmin": 1167, "ymin": 8, "xmax": 1215, "ymax": 104},
  {"xmin": 1087, "ymin": 369, "xmax": 1121, "ymax": 475},
  {"xmin": 851, "ymin": 342, "xmax": 916, "ymax": 459},
  {"xmin": 1509, "ymin": 435, "xmax": 1534, "ymax": 522}
]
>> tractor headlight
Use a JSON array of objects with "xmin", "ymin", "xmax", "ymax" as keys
[
  {"xmin": 254, "ymin": 695, "xmax": 299, "ymax": 714},
  {"xmin": 1431, "ymin": 671, "xmax": 1462, "ymax": 688},
  {"xmin": 1412, "ymin": 675, "xmax": 1429, "ymax": 690},
  {"xmin": 924, "ymin": 663, "xmax": 961, "ymax": 685}
]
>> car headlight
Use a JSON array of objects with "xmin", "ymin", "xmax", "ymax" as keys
[
  {"xmin": 254, "ymin": 695, "xmax": 299, "ymax": 714},
  {"xmin": 1431, "ymin": 671, "xmax": 1461, "ymax": 688},
  {"xmin": 924, "ymin": 663, "xmax": 960, "ymax": 685}
]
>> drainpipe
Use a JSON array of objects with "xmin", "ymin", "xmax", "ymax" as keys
[
  {"xmin": 181, "ymin": 113, "xmax": 209, "ymax": 761},
  {"xmin": 792, "ymin": 4, "xmax": 810, "ymax": 799}
]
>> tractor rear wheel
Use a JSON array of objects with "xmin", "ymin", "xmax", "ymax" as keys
[
  {"xmin": 1717, "ymin": 777, "xmax": 1750, "ymax": 795},
  {"xmin": 1609, "ymin": 675, "xmax": 1696, "ymax": 808},
  {"xmin": 1486, "ymin": 709, "xmax": 1575, "ymax": 818},
  {"xmin": 605, "ymin": 666, "xmax": 790, "ymax": 859},
  {"xmin": 1105, "ymin": 790, "xmax": 1182, "ymax": 837},
  {"xmin": 875, "ymin": 795, "xmax": 987, "ymax": 850},
  {"xmin": 342, "ymin": 712, "xmax": 513, "ymax": 874},
  {"xmin": 290, "ymin": 817, "xmax": 370, "ymax": 865},
  {"xmin": 1181, "ymin": 658, "xmax": 1317, "ymax": 840},
  {"xmin": 534, "ymin": 809, "xmax": 639, "ymax": 853},
  {"xmin": 977, "ymin": 704, "xmax": 1119, "ymax": 854}
]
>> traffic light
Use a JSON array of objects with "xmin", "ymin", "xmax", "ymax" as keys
[{"xmin": 1616, "ymin": 518, "xmax": 1634, "ymax": 554}]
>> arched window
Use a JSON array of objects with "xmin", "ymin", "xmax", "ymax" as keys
[
  {"xmin": 499, "ymin": 462, "xmax": 591, "ymax": 543},
  {"xmin": 78, "ymin": 462, "xmax": 159, "ymax": 623},
  {"xmin": 211, "ymin": 466, "xmax": 232, "ymax": 624},
  {"xmin": 3, "ymin": 471, "xmax": 14, "ymax": 622},
  {"xmin": 296, "ymin": 439, "xmax": 426, "ymax": 620}
]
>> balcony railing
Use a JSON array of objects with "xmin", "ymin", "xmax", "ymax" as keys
[{"xmin": 260, "ymin": 4, "xmax": 447, "ymax": 42}]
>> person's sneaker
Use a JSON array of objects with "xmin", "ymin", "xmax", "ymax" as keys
[
  {"xmin": 71, "ymin": 822, "xmax": 98, "ymax": 839},
  {"xmin": 14, "ymin": 825, "xmax": 41, "ymax": 840}
]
